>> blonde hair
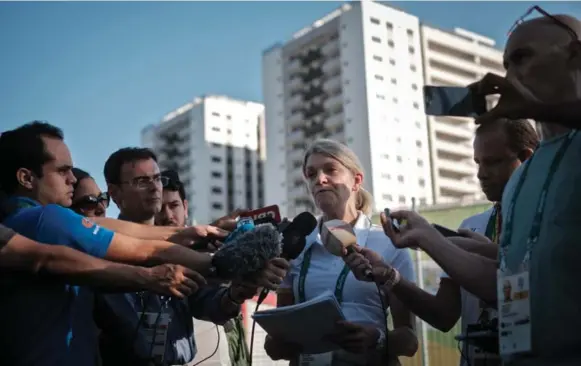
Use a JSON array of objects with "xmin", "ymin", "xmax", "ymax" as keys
[{"xmin": 302, "ymin": 139, "xmax": 373, "ymax": 215}]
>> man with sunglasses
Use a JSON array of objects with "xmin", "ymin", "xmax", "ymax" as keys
[{"xmin": 96, "ymin": 148, "xmax": 288, "ymax": 366}]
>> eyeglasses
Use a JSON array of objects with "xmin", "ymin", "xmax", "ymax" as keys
[
  {"xmin": 509, "ymin": 5, "xmax": 579, "ymax": 42},
  {"xmin": 121, "ymin": 174, "xmax": 169, "ymax": 190},
  {"xmin": 72, "ymin": 192, "xmax": 110, "ymax": 209}
]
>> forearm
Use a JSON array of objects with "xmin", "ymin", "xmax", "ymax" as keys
[
  {"xmin": 389, "ymin": 278, "xmax": 452, "ymax": 332},
  {"xmin": 452, "ymin": 239, "xmax": 498, "ymax": 260},
  {"xmin": 94, "ymin": 217, "xmax": 180, "ymax": 240},
  {"xmin": 0, "ymin": 237, "xmax": 152, "ymax": 290},
  {"xmin": 387, "ymin": 326, "xmax": 418, "ymax": 357},
  {"xmin": 421, "ymin": 235, "xmax": 497, "ymax": 303},
  {"xmin": 219, "ymin": 288, "xmax": 242, "ymax": 318}
]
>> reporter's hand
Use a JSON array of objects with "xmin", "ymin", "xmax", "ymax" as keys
[
  {"xmin": 264, "ymin": 335, "xmax": 302, "ymax": 361},
  {"xmin": 470, "ymin": 73, "xmax": 541, "ymax": 125},
  {"xmin": 250, "ymin": 257, "xmax": 290, "ymax": 291},
  {"xmin": 457, "ymin": 228, "xmax": 492, "ymax": 243},
  {"xmin": 327, "ymin": 321, "xmax": 380, "ymax": 354},
  {"xmin": 146, "ymin": 264, "xmax": 206, "ymax": 298},
  {"xmin": 228, "ymin": 281, "xmax": 259, "ymax": 303},
  {"xmin": 380, "ymin": 210, "xmax": 436, "ymax": 250},
  {"xmin": 343, "ymin": 246, "xmax": 391, "ymax": 283},
  {"xmin": 168, "ymin": 225, "xmax": 229, "ymax": 247},
  {"xmin": 211, "ymin": 208, "xmax": 249, "ymax": 232}
]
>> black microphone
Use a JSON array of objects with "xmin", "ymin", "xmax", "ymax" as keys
[
  {"xmin": 210, "ymin": 223, "xmax": 282, "ymax": 280},
  {"xmin": 255, "ymin": 212, "xmax": 318, "ymax": 306}
]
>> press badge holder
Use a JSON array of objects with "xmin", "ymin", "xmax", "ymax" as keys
[
  {"xmin": 140, "ymin": 311, "xmax": 172, "ymax": 363},
  {"xmin": 299, "ymin": 353, "xmax": 333, "ymax": 366},
  {"xmin": 497, "ymin": 267, "xmax": 531, "ymax": 356}
]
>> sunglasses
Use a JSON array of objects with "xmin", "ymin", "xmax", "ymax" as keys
[
  {"xmin": 509, "ymin": 5, "xmax": 579, "ymax": 42},
  {"xmin": 72, "ymin": 192, "xmax": 110, "ymax": 209}
]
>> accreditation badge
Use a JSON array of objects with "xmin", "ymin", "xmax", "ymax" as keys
[{"xmin": 497, "ymin": 269, "xmax": 532, "ymax": 356}]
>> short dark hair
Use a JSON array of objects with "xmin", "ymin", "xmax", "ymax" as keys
[
  {"xmin": 72, "ymin": 167, "xmax": 91, "ymax": 191},
  {"xmin": 161, "ymin": 169, "xmax": 186, "ymax": 201},
  {"xmin": 103, "ymin": 147, "xmax": 157, "ymax": 184},
  {"xmin": 0, "ymin": 121, "xmax": 64, "ymax": 194},
  {"xmin": 476, "ymin": 118, "xmax": 539, "ymax": 158}
]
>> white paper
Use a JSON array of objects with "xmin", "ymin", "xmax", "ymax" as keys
[{"xmin": 252, "ymin": 290, "xmax": 346, "ymax": 354}]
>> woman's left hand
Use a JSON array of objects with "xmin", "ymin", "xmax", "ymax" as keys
[{"xmin": 327, "ymin": 320, "xmax": 380, "ymax": 354}]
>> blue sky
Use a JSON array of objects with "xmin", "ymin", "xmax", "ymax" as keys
[{"xmin": 0, "ymin": 1, "xmax": 579, "ymax": 217}]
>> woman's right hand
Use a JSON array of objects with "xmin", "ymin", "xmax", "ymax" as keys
[{"xmin": 264, "ymin": 335, "xmax": 302, "ymax": 361}]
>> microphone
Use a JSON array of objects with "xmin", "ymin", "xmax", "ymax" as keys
[
  {"xmin": 320, "ymin": 219, "xmax": 374, "ymax": 280},
  {"xmin": 211, "ymin": 223, "xmax": 282, "ymax": 280},
  {"xmin": 255, "ymin": 212, "xmax": 318, "ymax": 306}
]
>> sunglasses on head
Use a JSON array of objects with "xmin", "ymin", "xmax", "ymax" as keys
[
  {"xmin": 72, "ymin": 192, "xmax": 110, "ymax": 209},
  {"xmin": 509, "ymin": 5, "xmax": 579, "ymax": 41}
]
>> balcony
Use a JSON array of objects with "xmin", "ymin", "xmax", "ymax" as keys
[
  {"xmin": 326, "ymin": 112, "xmax": 343, "ymax": 128},
  {"xmin": 287, "ymin": 111, "xmax": 304, "ymax": 127},
  {"xmin": 438, "ymin": 159, "xmax": 475, "ymax": 178},
  {"xmin": 287, "ymin": 58, "xmax": 301, "ymax": 74},
  {"xmin": 288, "ymin": 76, "xmax": 303, "ymax": 92},
  {"xmin": 288, "ymin": 129, "xmax": 303, "ymax": 144},
  {"xmin": 323, "ymin": 75, "xmax": 341, "ymax": 94},
  {"xmin": 288, "ymin": 93, "xmax": 303, "ymax": 109},
  {"xmin": 428, "ymin": 52, "xmax": 482, "ymax": 78},
  {"xmin": 322, "ymin": 38, "xmax": 339, "ymax": 56},
  {"xmin": 438, "ymin": 176, "xmax": 479, "ymax": 196},
  {"xmin": 435, "ymin": 140, "xmax": 473, "ymax": 159},
  {"xmin": 433, "ymin": 120, "xmax": 474, "ymax": 141},
  {"xmin": 323, "ymin": 93, "xmax": 342, "ymax": 111},
  {"xmin": 322, "ymin": 57, "xmax": 340, "ymax": 75},
  {"xmin": 428, "ymin": 68, "xmax": 476, "ymax": 87}
]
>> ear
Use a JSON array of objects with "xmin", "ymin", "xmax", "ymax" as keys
[
  {"xmin": 518, "ymin": 148, "xmax": 534, "ymax": 162},
  {"xmin": 107, "ymin": 184, "xmax": 121, "ymax": 206},
  {"xmin": 183, "ymin": 199, "xmax": 189, "ymax": 220},
  {"xmin": 567, "ymin": 40, "xmax": 581, "ymax": 67},
  {"xmin": 352, "ymin": 173, "xmax": 363, "ymax": 191},
  {"xmin": 16, "ymin": 168, "xmax": 35, "ymax": 190}
]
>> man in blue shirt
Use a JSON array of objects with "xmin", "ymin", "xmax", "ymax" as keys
[
  {"xmin": 96, "ymin": 148, "xmax": 289, "ymax": 366},
  {"xmin": 0, "ymin": 122, "xmax": 214, "ymax": 366}
]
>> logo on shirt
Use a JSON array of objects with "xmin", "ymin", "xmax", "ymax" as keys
[{"xmin": 82, "ymin": 217, "xmax": 95, "ymax": 229}]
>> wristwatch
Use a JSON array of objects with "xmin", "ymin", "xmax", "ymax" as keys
[
  {"xmin": 375, "ymin": 329, "xmax": 387, "ymax": 351},
  {"xmin": 379, "ymin": 267, "xmax": 401, "ymax": 291},
  {"xmin": 226, "ymin": 287, "xmax": 244, "ymax": 306}
]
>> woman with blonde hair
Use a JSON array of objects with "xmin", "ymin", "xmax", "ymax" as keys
[{"xmin": 264, "ymin": 139, "xmax": 418, "ymax": 365}]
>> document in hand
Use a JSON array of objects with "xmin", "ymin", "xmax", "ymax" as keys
[{"xmin": 252, "ymin": 290, "xmax": 346, "ymax": 354}]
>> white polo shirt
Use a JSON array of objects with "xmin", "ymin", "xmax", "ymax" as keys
[{"xmin": 280, "ymin": 212, "xmax": 416, "ymax": 331}]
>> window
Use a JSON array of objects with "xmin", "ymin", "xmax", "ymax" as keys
[
  {"xmin": 415, "ymin": 121, "xmax": 421, "ymax": 128},
  {"xmin": 226, "ymin": 115, "xmax": 232, "ymax": 120},
  {"xmin": 370, "ymin": 17, "xmax": 380, "ymax": 25},
  {"xmin": 211, "ymin": 171, "xmax": 222, "ymax": 178},
  {"xmin": 419, "ymin": 178, "xmax": 426, "ymax": 187},
  {"xmin": 383, "ymin": 194, "xmax": 393, "ymax": 201},
  {"xmin": 420, "ymin": 198, "xmax": 427, "ymax": 206},
  {"xmin": 416, "ymin": 140, "xmax": 422, "ymax": 147},
  {"xmin": 389, "ymin": 59, "xmax": 396, "ymax": 65},
  {"xmin": 410, "ymin": 64, "xmax": 417, "ymax": 72},
  {"xmin": 372, "ymin": 36, "xmax": 381, "ymax": 43},
  {"xmin": 396, "ymin": 137, "xmax": 401, "ymax": 143},
  {"xmin": 392, "ymin": 97, "xmax": 398, "ymax": 104},
  {"xmin": 386, "ymin": 23, "xmax": 393, "ymax": 30},
  {"xmin": 373, "ymin": 55, "xmax": 383, "ymax": 62},
  {"xmin": 211, "ymin": 112, "xmax": 220, "ymax": 117},
  {"xmin": 412, "ymin": 83, "xmax": 418, "ymax": 90},
  {"xmin": 396, "ymin": 156, "xmax": 402, "ymax": 163},
  {"xmin": 398, "ymin": 195, "xmax": 406, "ymax": 204},
  {"xmin": 409, "ymin": 46, "xmax": 415, "ymax": 54},
  {"xmin": 212, "ymin": 203, "xmax": 223, "ymax": 210},
  {"xmin": 413, "ymin": 102, "xmax": 419, "ymax": 109},
  {"xmin": 211, "ymin": 156, "xmax": 221, "ymax": 163},
  {"xmin": 211, "ymin": 127, "xmax": 220, "ymax": 132},
  {"xmin": 376, "ymin": 94, "xmax": 385, "ymax": 100},
  {"xmin": 375, "ymin": 75, "xmax": 384, "ymax": 81},
  {"xmin": 388, "ymin": 40, "xmax": 394, "ymax": 47},
  {"xmin": 211, "ymin": 187, "xmax": 222, "ymax": 194},
  {"xmin": 382, "ymin": 154, "xmax": 389, "ymax": 160},
  {"xmin": 397, "ymin": 175, "xmax": 404, "ymax": 183},
  {"xmin": 390, "ymin": 78, "xmax": 397, "ymax": 85},
  {"xmin": 407, "ymin": 29, "xmax": 414, "ymax": 36},
  {"xmin": 417, "ymin": 159, "xmax": 424, "ymax": 167}
]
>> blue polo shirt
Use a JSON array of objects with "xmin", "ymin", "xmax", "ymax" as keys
[{"xmin": 0, "ymin": 196, "xmax": 114, "ymax": 366}]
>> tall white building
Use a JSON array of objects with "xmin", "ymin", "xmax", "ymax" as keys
[
  {"xmin": 141, "ymin": 95, "xmax": 266, "ymax": 225},
  {"xmin": 421, "ymin": 25, "xmax": 504, "ymax": 204},
  {"xmin": 263, "ymin": 1, "xmax": 433, "ymax": 218}
]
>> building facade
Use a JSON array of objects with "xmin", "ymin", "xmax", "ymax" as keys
[
  {"xmin": 421, "ymin": 25, "xmax": 504, "ymax": 204},
  {"xmin": 263, "ymin": 1, "xmax": 433, "ymax": 218},
  {"xmin": 141, "ymin": 95, "xmax": 266, "ymax": 225},
  {"xmin": 262, "ymin": 1, "xmax": 504, "ymax": 216}
]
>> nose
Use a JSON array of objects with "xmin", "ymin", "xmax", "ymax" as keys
[
  {"xmin": 67, "ymin": 170, "xmax": 77, "ymax": 185},
  {"xmin": 477, "ymin": 165, "xmax": 488, "ymax": 181},
  {"xmin": 95, "ymin": 201, "xmax": 107, "ymax": 217},
  {"xmin": 314, "ymin": 170, "xmax": 328, "ymax": 186}
]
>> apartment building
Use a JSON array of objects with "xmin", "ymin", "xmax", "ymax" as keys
[
  {"xmin": 263, "ymin": 1, "xmax": 433, "ymax": 218},
  {"xmin": 421, "ymin": 25, "xmax": 505, "ymax": 204},
  {"xmin": 141, "ymin": 95, "xmax": 266, "ymax": 225}
]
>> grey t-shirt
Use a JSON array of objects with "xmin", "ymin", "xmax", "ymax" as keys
[
  {"xmin": 500, "ymin": 131, "xmax": 581, "ymax": 365},
  {"xmin": 0, "ymin": 223, "xmax": 16, "ymax": 249}
]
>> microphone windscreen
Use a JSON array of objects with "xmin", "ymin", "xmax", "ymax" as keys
[
  {"xmin": 320, "ymin": 219, "xmax": 357, "ymax": 257},
  {"xmin": 280, "ymin": 212, "xmax": 317, "ymax": 260},
  {"xmin": 211, "ymin": 223, "xmax": 282, "ymax": 280}
]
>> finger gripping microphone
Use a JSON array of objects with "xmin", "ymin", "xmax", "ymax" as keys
[
  {"xmin": 255, "ymin": 212, "xmax": 318, "ymax": 306},
  {"xmin": 320, "ymin": 219, "xmax": 374, "ymax": 280},
  {"xmin": 211, "ymin": 223, "xmax": 282, "ymax": 280}
]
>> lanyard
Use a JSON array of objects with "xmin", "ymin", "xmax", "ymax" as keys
[
  {"xmin": 484, "ymin": 204, "xmax": 502, "ymax": 244},
  {"xmin": 500, "ymin": 131, "xmax": 577, "ymax": 272},
  {"xmin": 297, "ymin": 215, "xmax": 371, "ymax": 304}
]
